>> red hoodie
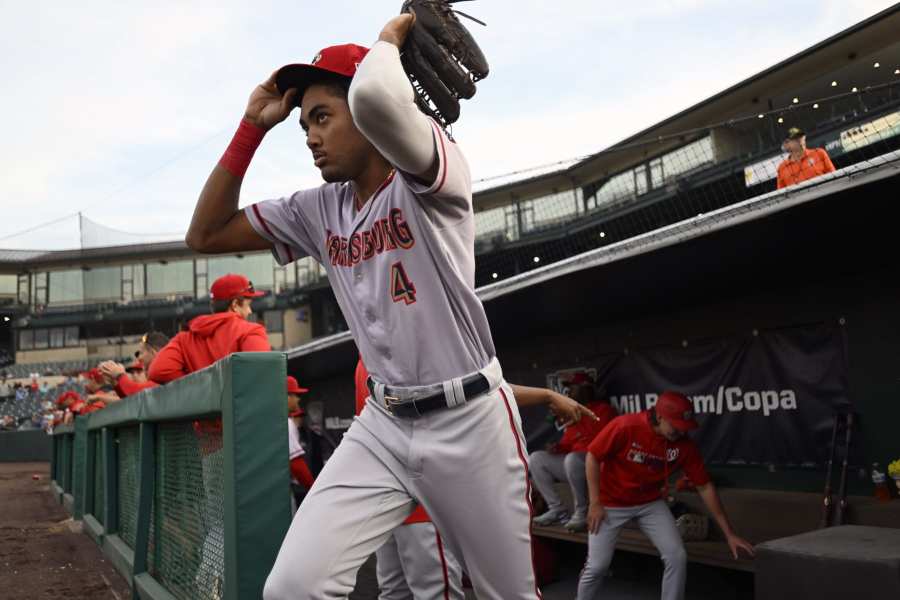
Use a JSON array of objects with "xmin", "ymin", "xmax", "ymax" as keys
[{"xmin": 149, "ymin": 312, "xmax": 271, "ymax": 383}]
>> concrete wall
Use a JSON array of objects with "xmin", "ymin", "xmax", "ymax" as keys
[
  {"xmin": 283, "ymin": 306, "xmax": 313, "ymax": 349},
  {"xmin": 16, "ymin": 347, "xmax": 88, "ymax": 365}
]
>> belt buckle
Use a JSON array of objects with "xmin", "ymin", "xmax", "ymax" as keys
[{"xmin": 384, "ymin": 394, "xmax": 400, "ymax": 415}]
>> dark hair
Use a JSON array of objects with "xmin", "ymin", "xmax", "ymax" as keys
[
  {"xmin": 305, "ymin": 73, "xmax": 351, "ymax": 103},
  {"xmin": 142, "ymin": 331, "xmax": 170, "ymax": 351},
  {"xmin": 210, "ymin": 297, "xmax": 251, "ymax": 314}
]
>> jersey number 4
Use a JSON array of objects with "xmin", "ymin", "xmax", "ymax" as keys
[{"xmin": 390, "ymin": 262, "xmax": 417, "ymax": 305}]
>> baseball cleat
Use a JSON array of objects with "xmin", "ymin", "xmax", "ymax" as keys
[
  {"xmin": 533, "ymin": 508, "xmax": 569, "ymax": 526},
  {"xmin": 564, "ymin": 514, "xmax": 587, "ymax": 532}
]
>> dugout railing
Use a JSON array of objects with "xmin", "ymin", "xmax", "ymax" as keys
[{"xmin": 49, "ymin": 352, "xmax": 291, "ymax": 600}]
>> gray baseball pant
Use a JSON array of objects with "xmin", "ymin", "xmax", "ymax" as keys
[
  {"xmin": 529, "ymin": 450, "xmax": 588, "ymax": 517},
  {"xmin": 576, "ymin": 499, "xmax": 687, "ymax": 600},
  {"xmin": 375, "ymin": 522, "xmax": 464, "ymax": 600}
]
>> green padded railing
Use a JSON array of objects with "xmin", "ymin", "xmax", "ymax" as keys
[{"xmin": 49, "ymin": 352, "xmax": 291, "ymax": 600}]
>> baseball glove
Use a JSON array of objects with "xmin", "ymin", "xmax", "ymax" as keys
[{"xmin": 400, "ymin": 0, "xmax": 489, "ymax": 129}]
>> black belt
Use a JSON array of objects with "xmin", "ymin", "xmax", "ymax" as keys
[{"xmin": 367, "ymin": 374, "xmax": 490, "ymax": 418}]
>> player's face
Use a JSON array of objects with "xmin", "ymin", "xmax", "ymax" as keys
[
  {"xmin": 232, "ymin": 298, "xmax": 253, "ymax": 319},
  {"xmin": 658, "ymin": 418, "xmax": 685, "ymax": 442},
  {"xmin": 300, "ymin": 84, "xmax": 376, "ymax": 183}
]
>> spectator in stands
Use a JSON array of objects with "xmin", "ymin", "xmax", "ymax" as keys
[
  {"xmin": 0, "ymin": 375, "xmax": 11, "ymax": 405},
  {"xmin": 98, "ymin": 331, "xmax": 170, "ymax": 397},
  {"xmin": 530, "ymin": 373, "xmax": 617, "ymax": 532},
  {"xmin": 1, "ymin": 414, "xmax": 17, "ymax": 431},
  {"xmin": 149, "ymin": 274, "xmax": 271, "ymax": 383},
  {"xmin": 776, "ymin": 127, "xmax": 836, "ymax": 189},
  {"xmin": 287, "ymin": 376, "xmax": 315, "ymax": 513},
  {"xmin": 14, "ymin": 383, "xmax": 28, "ymax": 404},
  {"xmin": 575, "ymin": 391, "xmax": 754, "ymax": 600}
]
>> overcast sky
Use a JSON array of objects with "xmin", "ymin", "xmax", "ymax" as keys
[{"xmin": 1, "ymin": 0, "xmax": 895, "ymax": 249}]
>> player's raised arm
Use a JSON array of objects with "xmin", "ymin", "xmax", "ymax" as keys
[
  {"xmin": 349, "ymin": 14, "xmax": 440, "ymax": 186},
  {"xmin": 186, "ymin": 72, "xmax": 299, "ymax": 254}
]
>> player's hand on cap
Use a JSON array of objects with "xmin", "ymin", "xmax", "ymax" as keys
[
  {"xmin": 548, "ymin": 391, "xmax": 600, "ymax": 427},
  {"xmin": 378, "ymin": 12, "xmax": 416, "ymax": 48},
  {"xmin": 244, "ymin": 71, "xmax": 299, "ymax": 131}
]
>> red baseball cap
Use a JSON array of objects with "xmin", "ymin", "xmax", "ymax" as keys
[
  {"xmin": 286, "ymin": 376, "xmax": 309, "ymax": 395},
  {"xmin": 655, "ymin": 391, "xmax": 699, "ymax": 431},
  {"xmin": 210, "ymin": 274, "xmax": 265, "ymax": 301},
  {"xmin": 275, "ymin": 43, "xmax": 370, "ymax": 107}
]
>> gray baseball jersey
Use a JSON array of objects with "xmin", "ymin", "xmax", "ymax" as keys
[{"xmin": 246, "ymin": 121, "xmax": 495, "ymax": 387}]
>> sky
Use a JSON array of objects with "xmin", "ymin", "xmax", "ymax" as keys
[{"xmin": 0, "ymin": 0, "xmax": 896, "ymax": 249}]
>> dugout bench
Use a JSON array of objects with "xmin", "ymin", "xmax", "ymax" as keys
[{"xmin": 532, "ymin": 482, "xmax": 900, "ymax": 573}]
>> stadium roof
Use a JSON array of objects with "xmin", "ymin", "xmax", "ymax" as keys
[{"xmin": 474, "ymin": 4, "xmax": 900, "ymax": 210}]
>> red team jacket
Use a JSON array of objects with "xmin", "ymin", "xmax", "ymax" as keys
[
  {"xmin": 554, "ymin": 401, "xmax": 617, "ymax": 454},
  {"xmin": 148, "ymin": 312, "xmax": 271, "ymax": 383},
  {"xmin": 115, "ymin": 374, "xmax": 158, "ymax": 397},
  {"xmin": 587, "ymin": 411, "xmax": 710, "ymax": 507},
  {"xmin": 354, "ymin": 359, "xmax": 430, "ymax": 525}
]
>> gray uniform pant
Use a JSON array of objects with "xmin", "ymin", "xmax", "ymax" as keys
[
  {"xmin": 576, "ymin": 500, "xmax": 687, "ymax": 600},
  {"xmin": 529, "ymin": 450, "xmax": 588, "ymax": 516},
  {"xmin": 375, "ymin": 522, "xmax": 464, "ymax": 600},
  {"xmin": 263, "ymin": 359, "xmax": 540, "ymax": 600}
]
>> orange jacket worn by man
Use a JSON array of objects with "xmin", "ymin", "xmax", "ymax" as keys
[
  {"xmin": 776, "ymin": 127, "xmax": 836, "ymax": 189},
  {"xmin": 149, "ymin": 274, "xmax": 271, "ymax": 383}
]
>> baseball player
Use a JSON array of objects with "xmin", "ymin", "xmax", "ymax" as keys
[
  {"xmin": 186, "ymin": 13, "xmax": 551, "ymax": 598},
  {"xmin": 530, "ymin": 372, "xmax": 617, "ymax": 532},
  {"xmin": 287, "ymin": 375, "xmax": 315, "ymax": 513},
  {"xmin": 576, "ymin": 391, "xmax": 754, "ymax": 600}
]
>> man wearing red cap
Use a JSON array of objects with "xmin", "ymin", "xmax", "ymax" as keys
[
  {"xmin": 149, "ymin": 274, "xmax": 271, "ymax": 383},
  {"xmin": 530, "ymin": 372, "xmax": 617, "ymax": 532},
  {"xmin": 286, "ymin": 376, "xmax": 315, "ymax": 513},
  {"xmin": 185, "ymin": 12, "xmax": 543, "ymax": 600},
  {"xmin": 576, "ymin": 391, "xmax": 754, "ymax": 600}
]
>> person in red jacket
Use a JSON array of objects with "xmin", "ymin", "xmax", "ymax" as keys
[
  {"xmin": 149, "ymin": 274, "xmax": 271, "ymax": 383},
  {"xmin": 530, "ymin": 372, "xmax": 617, "ymax": 532},
  {"xmin": 576, "ymin": 391, "xmax": 754, "ymax": 600},
  {"xmin": 99, "ymin": 331, "xmax": 170, "ymax": 397}
]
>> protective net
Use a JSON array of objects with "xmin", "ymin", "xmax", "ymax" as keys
[
  {"xmin": 117, "ymin": 426, "xmax": 141, "ymax": 550},
  {"xmin": 92, "ymin": 431, "xmax": 104, "ymax": 524},
  {"xmin": 148, "ymin": 419, "xmax": 225, "ymax": 600},
  {"xmin": 471, "ymin": 83, "xmax": 900, "ymax": 288}
]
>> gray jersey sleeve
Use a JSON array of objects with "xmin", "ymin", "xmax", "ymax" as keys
[
  {"xmin": 245, "ymin": 189, "xmax": 323, "ymax": 265},
  {"xmin": 404, "ymin": 120, "xmax": 473, "ymax": 229}
]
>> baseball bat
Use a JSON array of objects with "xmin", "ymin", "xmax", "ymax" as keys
[
  {"xmin": 818, "ymin": 412, "xmax": 840, "ymax": 529},
  {"xmin": 834, "ymin": 412, "xmax": 854, "ymax": 526}
]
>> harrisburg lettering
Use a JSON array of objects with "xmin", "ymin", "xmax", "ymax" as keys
[{"xmin": 325, "ymin": 208, "xmax": 416, "ymax": 267}]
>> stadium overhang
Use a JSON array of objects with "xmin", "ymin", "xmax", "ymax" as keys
[
  {"xmin": 0, "ymin": 241, "xmax": 192, "ymax": 274},
  {"xmin": 474, "ymin": 4, "xmax": 900, "ymax": 211}
]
